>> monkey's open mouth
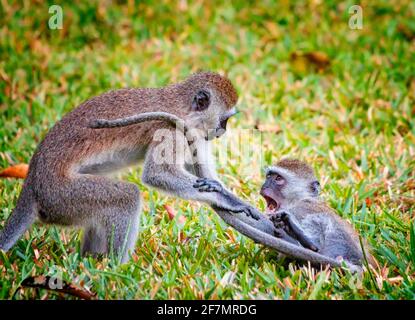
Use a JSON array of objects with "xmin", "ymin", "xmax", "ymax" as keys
[
  {"xmin": 260, "ymin": 188, "xmax": 280, "ymax": 213},
  {"xmin": 264, "ymin": 196, "xmax": 279, "ymax": 213},
  {"xmin": 260, "ymin": 192, "xmax": 279, "ymax": 215},
  {"xmin": 260, "ymin": 187, "xmax": 280, "ymax": 213}
]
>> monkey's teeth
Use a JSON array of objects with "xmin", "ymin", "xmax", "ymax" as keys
[{"xmin": 266, "ymin": 206, "xmax": 278, "ymax": 215}]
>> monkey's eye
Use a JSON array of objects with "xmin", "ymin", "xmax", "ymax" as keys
[
  {"xmin": 192, "ymin": 90, "xmax": 210, "ymax": 111},
  {"xmin": 274, "ymin": 174, "xmax": 284, "ymax": 182},
  {"xmin": 274, "ymin": 173, "xmax": 284, "ymax": 181},
  {"xmin": 310, "ymin": 180, "xmax": 321, "ymax": 196}
]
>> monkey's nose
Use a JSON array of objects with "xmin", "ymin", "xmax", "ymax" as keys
[{"xmin": 260, "ymin": 186, "xmax": 271, "ymax": 199}]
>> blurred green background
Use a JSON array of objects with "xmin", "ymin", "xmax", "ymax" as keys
[{"xmin": 0, "ymin": 0, "xmax": 414, "ymax": 299}]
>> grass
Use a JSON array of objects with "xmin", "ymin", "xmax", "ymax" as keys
[{"xmin": 0, "ymin": 0, "xmax": 414, "ymax": 299}]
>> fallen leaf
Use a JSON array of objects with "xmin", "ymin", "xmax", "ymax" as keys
[
  {"xmin": 290, "ymin": 51, "xmax": 331, "ymax": 73},
  {"xmin": 0, "ymin": 164, "xmax": 29, "ymax": 179},
  {"xmin": 388, "ymin": 276, "xmax": 403, "ymax": 283},
  {"xmin": 283, "ymin": 277, "xmax": 294, "ymax": 290},
  {"xmin": 150, "ymin": 281, "xmax": 162, "ymax": 299},
  {"xmin": 328, "ymin": 150, "xmax": 338, "ymax": 170},
  {"xmin": 303, "ymin": 51, "xmax": 331, "ymax": 69},
  {"xmin": 33, "ymin": 275, "xmax": 46, "ymax": 285},
  {"xmin": 164, "ymin": 204, "xmax": 186, "ymax": 224},
  {"xmin": 219, "ymin": 271, "xmax": 236, "ymax": 287},
  {"xmin": 254, "ymin": 122, "xmax": 282, "ymax": 134},
  {"xmin": 225, "ymin": 228, "xmax": 236, "ymax": 243}
]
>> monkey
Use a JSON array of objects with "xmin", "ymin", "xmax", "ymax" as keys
[
  {"xmin": 0, "ymin": 72, "xmax": 261, "ymax": 263},
  {"xmin": 260, "ymin": 158, "xmax": 375, "ymax": 267}
]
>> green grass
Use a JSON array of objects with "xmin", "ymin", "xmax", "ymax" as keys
[{"xmin": 1, "ymin": 0, "xmax": 414, "ymax": 299}]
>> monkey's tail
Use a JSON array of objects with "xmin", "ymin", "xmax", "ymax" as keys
[
  {"xmin": 89, "ymin": 112, "xmax": 186, "ymax": 130},
  {"xmin": 0, "ymin": 186, "xmax": 37, "ymax": 251}
]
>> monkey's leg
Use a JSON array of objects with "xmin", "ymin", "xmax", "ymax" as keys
[
  {"xmin": 81, "ymin": 224, "xmax": 107, "ymax": 258},
  {"xmin": 102, "ymin": 206, "xmax": 140, "ymax": 263},
  {"xmin": 82, "ymin": 210, "xmax": 140, "ymax": 263},
  {"xmin": 82, "ymin": 201, "xmax": 140, "ymax": 263},
  {"xmin": 273, "ymin": 227, "xmax": 301, "ymax": 245},
  {"xmin": 278, "ymin": 212, "xmax": 319, "ymax": 252},
  {"xmin": 43, "ymin": 175, "xmax": 141, "ymax": 263}
]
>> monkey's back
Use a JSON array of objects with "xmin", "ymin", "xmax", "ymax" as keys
[{"xmin": 26, "ymin": 87, "xmax": 185, "ymax": 204}]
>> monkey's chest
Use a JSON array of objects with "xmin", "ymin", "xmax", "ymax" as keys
[{"xmin": 298, "ymin": 215, "xmax": 329, "ymax": 248}]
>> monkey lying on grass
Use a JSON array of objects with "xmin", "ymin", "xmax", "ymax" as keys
[{"xmin": 260, "ymin": 159, "xmax": 375, "ymax": 267}]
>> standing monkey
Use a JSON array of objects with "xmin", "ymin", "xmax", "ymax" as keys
[{"xmin": 0, "ymin": 72, "xmax": 257, "ymax": 262}]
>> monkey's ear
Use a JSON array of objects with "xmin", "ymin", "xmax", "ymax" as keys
[
  {"xmin": 192, "ymin": 90, "xmax": 210, "ymax": 111},
  {"xmin": 310, "ymin": 181, "xmax": 321, "ymax": 196}
]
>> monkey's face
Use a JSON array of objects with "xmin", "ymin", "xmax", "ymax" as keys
[
  {"xmin": 260, "ymin": 166, "xmax": 320, "ymax": 214},
  {"xmin": 260, "ymin": 170, "xmax": 288, "ymax": 214},
  {"xmin": 189, "ymin": 89, "xmax": 237, "ymax": 141}
]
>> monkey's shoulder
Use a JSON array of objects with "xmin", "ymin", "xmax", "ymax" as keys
[
  {"xmin": 289, "ymin": 199, "xmax": 335, "ymax": 216},
  {"xmin": 293, "ymin": 199, "xmax": 361, "ymax": 240}
]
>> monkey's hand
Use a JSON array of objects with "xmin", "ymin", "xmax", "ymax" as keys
[
  {"xmin": 193, "ymin": 178, "xmax": 261, "ymax": 220},
  {"xmin": 270, "ymin": 212, "xmax": 319, "ymax": 252},
  {"xmin": 211, "ymin": 204, "xmax": 261, "ymax": 221},
  {"xmin": 193, "ymin": 178, "xmax": 224, "ymax": 193}
]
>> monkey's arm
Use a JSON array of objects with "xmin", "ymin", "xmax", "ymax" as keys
[
  {"xmin": 276, "ymin": 212, "xmax": 319, "ymax": 252},
  {"xmin": 89, "ymin": 112, "xmax": 187, "ymax": 131},
  {"xmin": 193, "ymin": 178, "xmax": 261, "ymax": 220},
  {"xmin": 212, "ymin": 206, "xmax": 354, "ymax": 269},
  {"xmin": 142, "ymin": 141, "xmax": 259, "ymax": 219},
  {"xmin": 91, "ymin": 112, "xmax": 258, "ymax": 219}
]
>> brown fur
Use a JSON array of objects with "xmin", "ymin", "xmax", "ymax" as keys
[
  {"xmin": 28, "ymin": 72, "xmax": 236, "ymax": 183},
  {"xmin": 276, "ymin": 158, "xmax": 316, "ymax": 180}
]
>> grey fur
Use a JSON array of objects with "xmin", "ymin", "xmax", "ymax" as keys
[
  {"xmin": 261, "ymin": 160, "xmax": 375, "ymax": 268},
  {"xmin": 191, "ymin": 168, "xmax": 350, "ymax": 269}
]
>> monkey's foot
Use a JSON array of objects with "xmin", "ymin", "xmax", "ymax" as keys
[{"xmin": 193, "ymin": 178, "xmax": 223, "ymax": 193}]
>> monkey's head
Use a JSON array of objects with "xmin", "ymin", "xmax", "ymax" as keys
[
  {"xmin": 260, "ymin": 159, "xmax": 321, "ymax": 213},
  {"xmin": 182, "ymin": 72, "xmax": 238, "ymax": 140}
]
